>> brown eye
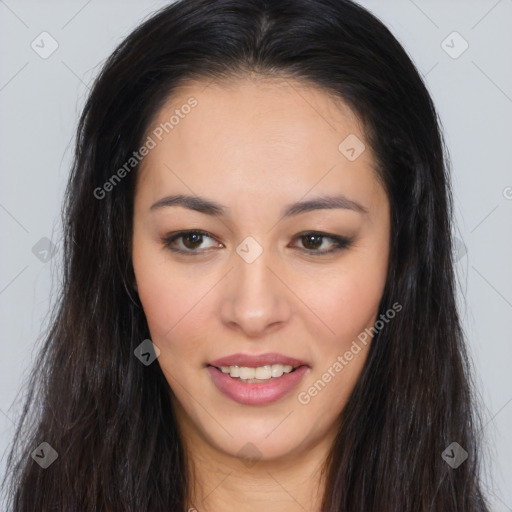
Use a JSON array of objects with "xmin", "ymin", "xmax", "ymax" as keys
[
  {"xmin": 163, "ymin": 230, "xmax": 351, "ymax": 256},
  {"xmin": 301, "ymin": 233, "xmax": 323, "ymax": 250},
  {"xmin": 293, "ymin": 232, "xmax": 352, "ymax": 255},
  {"xmin": 182, "ymin": 232, "xmax": 204, "ymax": 250},
  {"xmin": 163, "ymin": 230, "xmax": 221, "ymax": 254}
]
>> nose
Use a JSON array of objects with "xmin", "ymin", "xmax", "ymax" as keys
[{"xmin": 219, "ymin": 248, "xmax": 292, "ymax": 338}]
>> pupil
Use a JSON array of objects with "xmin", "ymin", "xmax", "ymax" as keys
[
  {"xmin": 303, "ymin": 234, "xmax": 322, "ymax": 250},
  {"xmin": 184, "ymin": 233, "xmax": 202, "ymax": 249}
]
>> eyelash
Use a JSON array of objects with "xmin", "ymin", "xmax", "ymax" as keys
[{"xmin": 162, "ymin": 230, "xmax": 352, "ymax": 256}]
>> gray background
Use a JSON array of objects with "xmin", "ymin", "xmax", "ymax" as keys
[{"xmin": 1, "ymin": 0, "xmax": 511, "ymax": 509}]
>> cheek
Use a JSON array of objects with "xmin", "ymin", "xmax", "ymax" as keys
[
  {"xmin": 134, "ymin": 267, "xmax": 202, "ymax": 395},
  {"xmin": 295, "ymin": 261, "xmax": 388, "ymax": 420},
  {"xmin": 132, "ymin": 247, "xmax": 215, "ymax": 374},
  {"xmin": 134, "ymin": 264, "xmax": 175, "ymax": 338},
  {"xmin": 299, "ymin": 254, "xmax": 388, "ymax": 345},
  {"xmin": 133, "ymin": 239, "xmax": 203, "ymax": 336}
]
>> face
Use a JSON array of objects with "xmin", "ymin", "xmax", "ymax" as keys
[{"xmin": 132, "ymin": 76, "xmax": 390, "ymax": 464}]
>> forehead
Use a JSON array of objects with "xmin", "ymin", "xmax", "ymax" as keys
[{"xmin": 136, "ymin": 76, "xmax": 382, "ymax": 212}]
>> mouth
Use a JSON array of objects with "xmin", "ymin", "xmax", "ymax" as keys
[
  {"xmin": 207, "ymin": 352, "xmax": 309, "ymax": 383},
  {"xmin": 206, "ymin": 353, "xmax": 310, "ymax": 405},
  {"xmin": 207, "ymin": 363, "xmax": 301, "ymax": 383}
]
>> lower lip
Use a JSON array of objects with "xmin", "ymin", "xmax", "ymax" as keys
[{"xmin": 207, "ymin": 365, "xmax": 309, "ymax": 405}]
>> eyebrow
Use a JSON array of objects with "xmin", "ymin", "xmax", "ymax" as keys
[{"xmin": 150, "ymin": 193, "xmax": 368, "ymax": 218}]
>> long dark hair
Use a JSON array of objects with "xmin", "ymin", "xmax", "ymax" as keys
[{"xmin": 2, "ymin": 0, "xmax": 490, "ymax": 510}]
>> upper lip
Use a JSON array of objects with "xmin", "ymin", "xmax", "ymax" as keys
[{"xmin": 208, "ymin": 352, "xmax": 308, "ymax": 368}]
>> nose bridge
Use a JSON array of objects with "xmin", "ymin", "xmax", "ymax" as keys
[{"xmin": 220, "ymin": 238, "xmax": 291, "ymax": 335}]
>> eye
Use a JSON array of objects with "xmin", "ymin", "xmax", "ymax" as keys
[
  {"xmin": 162, "ymin": 230, "xmax": 352, "ymax": 256},
  {"xmin": 162, "ymin": 230, "xmax": 222, "ymax": 255},
  {"xmin": 292, "ymin": 231, "xmax": 352, "ymax": 254}
]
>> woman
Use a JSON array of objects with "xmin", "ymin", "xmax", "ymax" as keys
[{"xmin": 3, "ymin": 0, "xmax": 490, "ymax": 510}]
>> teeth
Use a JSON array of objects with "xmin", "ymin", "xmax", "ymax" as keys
[
  {"xmin": 239, "ymin": 367, "xmax": 255, "ymax": 380},
  {"xmin": 219, "ymin": 364, "xmax": 295, "ymax": 380},
  {"xmin": 255, "ymin": 365, "xmax": 272, "ymax": 379}
]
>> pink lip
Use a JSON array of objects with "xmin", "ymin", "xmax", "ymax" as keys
[
  {"xmin": 208, "ymin": 352, "xmax": 308, "ymax": 368},
  {"xmin": 207, "ymin": 364, "xmax": 310, "ymax": 405}
]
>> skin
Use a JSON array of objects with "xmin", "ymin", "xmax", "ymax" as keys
[{"xmin": 132, "ymin": 76, "xmax": 390, "ymax": 512}]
